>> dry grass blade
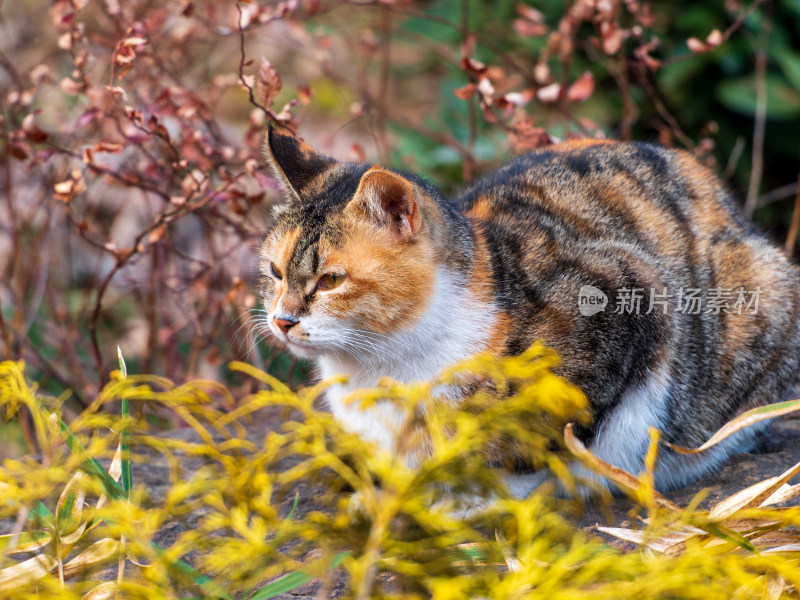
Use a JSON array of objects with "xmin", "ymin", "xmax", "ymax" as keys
[
  {"xmin": 708, "ymin": 460, "xmax": 800, "ymax": 521},
  {"xmin": 596, "ymin": 527, "xmax": 703, "ymax": 554},
  {"xmin": 762, "ymin": 570, "xmax": 784, "ymax": 600},
  {"xmin": 62, "ymin": 538, "xmax": 121, "ymax": 580},
  {"xmin": 596, "ymin": 527, "xmax": 648, "ymax": 546},
  {"xmin": 0, "ymin": 554, "xmax": 58, "ymax": 593},
  {"xmin": 96, "ymin": 443, "xmax": 123, "ymax": 510},
  {"xmin": 667, "ymin": 399, "xmax": 800, "ymax": 455},
  {"xmin": 762, "ymin": 544, "xmax": 800, "ymax": 554},
  {"xmin": 761, "ymin": 483, "xmax": 800, "ymax": 507},
  {"xmin": 495, "ymin": 530, "xmax": 522, "ymax": 572},
  {"xmin": 564, "ymin": 423, "xmax": 682, "ymax": 512},
  {"xmin": 748, "ymin": 531, "xmax": 800, "ymax": 548},
  {"xmin": 58, "ymin": 521, "xmax": 91, "ymax": 547},
  {"xmin": 81, "ymin": 581, "xmax": 118, "ymax": 600}
]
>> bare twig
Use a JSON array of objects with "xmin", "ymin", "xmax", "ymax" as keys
[
  {"xmin": 381, "ymin": 3, "xmax": 535, "ymax": 85},
  {"xmin": 375, "ymin": 5, "xmax": 392, "ymax": 163},
  {"xmin": 757, "ymin": 181, "xmax": 800, "ymax": 208},
  {"xmin": 744, "ymin": 20, "xmax": 771, "ymax": 218},
  {"xmin": 724, "ymin": 135, "xmax": 746, "ymax": 181},
  {"xmin": 235, "ymin": 1, "xmax": 281, "ymax": 125},
  {"xmin": 661, "ymin": 0, "xmax": 766, "ymax": 67},
  {"xmin": 0, "ymin": 296, "xmax": 12, "ymax": 361},
  {"xmin": 784, "ymin": 172, "xmax": 800, "ymax": 255},
  {"xmin": 632, "ymin": 62, "xmax": 694, "ymax": 148}
]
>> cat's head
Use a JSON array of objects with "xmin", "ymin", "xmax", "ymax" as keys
[{"xmin": 258, "ymin": 126, "xmax": 454, "ymax": 358}]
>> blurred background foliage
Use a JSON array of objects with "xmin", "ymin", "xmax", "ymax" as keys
[{"xmin": 1, "ymin": 0, "xmax": 799, "ymax": 455}]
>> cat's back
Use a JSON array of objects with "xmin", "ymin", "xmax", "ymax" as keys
[
  {"xmin": 458, "ymin": 139, "xmax": 753, "ymax": 250},
  {"xmin": 455, "ymin": 139, "xmax": 800, "ymax": 467}
]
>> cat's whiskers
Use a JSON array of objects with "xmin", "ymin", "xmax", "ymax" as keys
[
  {"xmin": 338, "ymin": 330, "xmax": 404, "ymax": 365},
  {"xmin": 336, "ymin": 338, "xmax": 380, "ymax": 380},
  {"xmin": 228, "ymin": 308, "xmax": 275, "ymax": 353},
  {"xmin": 230, "ymin": 314, "xmax": 261, "ymax": 352}
]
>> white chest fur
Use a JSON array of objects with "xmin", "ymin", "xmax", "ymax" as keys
[{"xmin": 317, "ymin": 268, "xmax": 496, "ymax": 457}]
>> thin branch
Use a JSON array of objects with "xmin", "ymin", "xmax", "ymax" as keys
[
  {"xmin": 235, "ymin": 1, "xmax": 281, "ymax": 125},
  {"xmin": 374, "ymin": 6, "xmax": 393, "ymax": 162},
  {"xmin": 383, "ymin": 3, "xmax": 536, "ymax": 85},
  {"xmin": 661, "ymin": 0, "xmax": 766, "ymax": 67},
  {"xmin": 744, "ymin": 19, "xmax": 770, "ymax": 217},
  {"xmin": 784, "ymin": 172, "xmax": 800, "ymax": 255},
  {"xmin": 461, "ymin": 0, "xmax": 477, "ymax": 181},
  {"xmin": 632, "ymin": 62, "xmax": 694, "ymax": 148},
  {"xmin": 757, "ymin": 181, "xmax": 800, "ymax": 209},
  {"xmin": 0, "ymin": 295, "xmax": 12, "ymax": 361}
]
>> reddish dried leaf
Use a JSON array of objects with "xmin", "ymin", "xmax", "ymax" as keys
[
  {"xmin": 706, "ymin": 29, "xmax": 723, "ymax": 47},
  {"xmin": 601, "ymin": 27, "xmax": 626, "ymax": 55},
  {"xmin": 536, "ymin": 82, "xmax": 561, "ymax": 103},
  {"xmin": 513, "ymin": 19, "xmax": 548, "ymax": 37},
  {"xmin": 509, "ymin": 117, "xmax": 552, "ymax": 153},
  {"xmin": 256, "ymin": 56, "xmax": 282, "ymax": 107},
  {"xmin": 122, "ymin": 36, "xmax": 147, "ymax": 46},
  {"xmin": 503, "ymin": 89, "xmax": 535, "ymax": 107},
  {"xmin": 7, "ymin": 143, "xmax": 29, "ymax": 161},
  {"xmin": 349, "ymin": 143, "xmax": 366, "ymax": 162},
  {"xmin": 460, "ymin": 34, "xmax": 476, "ymax": 59},
  {"xmin": 453, "ymin": 83, "xmax": 477, "ymax": 100},
  {"xmin": 93, "ymin": 141, "xmax": 124, "ymax": 153},
  {"xmin": 60, "ymin": 77, "xmax": 84, "ymax": 95},
  {"xmin": 29, "ymin": 64, "xmax": 52, "ymax": 86},
  {"xmin": 687, "ymin": 37, "xmax": 708, "ymax": 54},
  {"xmin": 460, "ymin": 56, "xmax": 487, "ymax": 75},
  {"xmin": 298, "ymin": 85, "xmax": 313, "ymax": 105},
  {"xmin": 148, "ymin": 226, "xmax": 166, "ymax": 244},
  {"xmin": 515, "ymin": 4, "xmax": 544, "ymax": 22},
  {"xmin": 567, "ymin": 71, "xmax": 595, "ymax": 103}
]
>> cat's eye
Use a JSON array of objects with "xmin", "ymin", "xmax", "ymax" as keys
[
  {"xmin": 269, "ymin": 262, "xmax": 283, "ymax": 280},
  {"xmin": 318, "ymin": 273, "xmax": 345, "ymax": 291}
]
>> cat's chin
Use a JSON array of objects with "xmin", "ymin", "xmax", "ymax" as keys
[{"xmin": 282, "ymin": 338, "xmax": 325, "ymax": 359}]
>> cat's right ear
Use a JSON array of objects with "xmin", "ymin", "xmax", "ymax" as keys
[{"xmin": 264, "ymin": 123, "xmax": 336, "ymax": 202}]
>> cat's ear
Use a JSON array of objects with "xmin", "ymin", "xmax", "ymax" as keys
[
  {"xmin": 350, "ymin": 166, "xmax": 421, "ymax": 239},
  {"xmin": 264, "ymin": 123, "xmax": 336, "ymax": 201}
]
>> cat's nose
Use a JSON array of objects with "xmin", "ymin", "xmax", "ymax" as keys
[{"xmin": 273, "ymin": 316, "xmax": 299, "ymax": 335}]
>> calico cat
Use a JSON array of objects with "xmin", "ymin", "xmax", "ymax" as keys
[{"xmin": 259, "ymin": 124, "xmax": 800, "ymax": 495}]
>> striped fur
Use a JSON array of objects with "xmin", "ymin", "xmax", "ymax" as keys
[{"xmin": 259, "ymin": 126, "xmax": 800, "ymax": 493}]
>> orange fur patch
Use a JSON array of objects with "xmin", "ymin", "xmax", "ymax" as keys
[
  {"xmin": 468, "ymin": 227, "xmax": 511, "ymax": 355},
  {"xmin": 318, "ymin": 219, "xmax": 436, "ymax": 333},
  {"xmin": 547, "ymin": 139, "xmax": 615, "ymax": 152},
  {"xmin": 273, "ymin": 226, "xmax": 302, "ymax": 272},
  {"xmin": 467, "ymin": 197, "xmax": 493, "ymax": 220}
]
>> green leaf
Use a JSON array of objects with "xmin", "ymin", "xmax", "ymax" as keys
[
  {"xmin": 0, "ymin": 530, "xmax": 51, "ymax": 554},
  {"xmin": 248, "ymin": 552, "xmax": 350, "ymax": 600},
  {"xmin": 715, "ymin": 74, "xmax": 800, "ymax": 120},
  {"xmin": 777, "ymin": 48, "xmax": 800, "ymax": 92},
  {"xmin": 58, "ymin": 412, "xmax": 230, "ymax": 598},
  {"xmin": 28, "ymin": 501, "xmax": 55, "ymax": 528},
  {"xmin": 56, "ymin": 416, "xmax": 126, "ymax": 502},
  {"xmin": 149, "ymin": 542, "xmax": 234, "ymax": 600},
  {"xmin": 118, "ymin": 347, "xmax": 132, "ymax": 498}
]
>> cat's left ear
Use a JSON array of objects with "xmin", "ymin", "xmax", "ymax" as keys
[
  {"xmin": 264, "ymin": 123, "xmax": 336, "ymax": 201},
  {"xmin": 349, "ymin": 166, "xmax": 421, "ymax": 239}
]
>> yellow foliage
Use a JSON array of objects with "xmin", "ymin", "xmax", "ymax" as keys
[{"xmin": 0, "ymin": 348, "xmax": 798, "ymax": 599}]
